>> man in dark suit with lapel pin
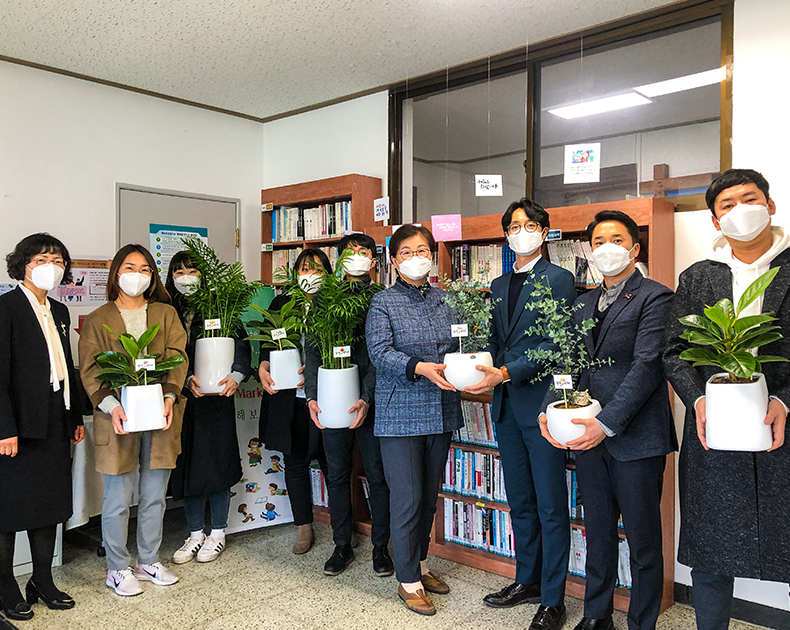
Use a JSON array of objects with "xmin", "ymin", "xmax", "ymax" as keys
[
  {"xmin": 466, "ymin": 198, "xmax": 576, "ymax": 630},
  {"xmin": 663, "ymin": 169, "xmax": 790, "ymax": 630},
  {"xmin": 538, "ymin": 210, "xmax": 676, "ymax": 630}
]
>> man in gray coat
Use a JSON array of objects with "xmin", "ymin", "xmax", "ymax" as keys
[{"xmin": 663, "ymin": 169, "xmax": 790, "ymax": 630}]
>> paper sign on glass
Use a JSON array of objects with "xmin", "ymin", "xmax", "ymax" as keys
[
  {"xmin": 271, "ymin": 328, "xmax": 287, "ymax": 341},
  {"xmin": 475, "ymin": 174, "xmax": 504, "ymax": 197},
  {"xmin": 563, "ymin": 143, "xmax": 601, "ymax": 184},
  {"xmin": 333, "ymin": 346, "xmax": 351, "ymax": 358},
  {"xmin": 451, "ymin": 324, "xmax": 469, "ymax": 338},
  {"xmin": 374, "ymin": 196, "xmax": 390, "ymax": 222},
  {"xmin": 431, "ymin": 214, "xmax": 463, "ymax": 241},
  {"xmin": 204, "ymin": 319, "xmax": 221, "ymax": 330},
  {"xmin": 135, "ymin": 359, "xmax": 156, "ymax": 371},
  {"xmin": 553, "ymin": 374, "xmax": 573, "ymax": 390}
]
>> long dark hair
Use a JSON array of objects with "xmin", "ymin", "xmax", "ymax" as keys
[
  {"xmin": 164, "ymin": 250, "xmax": 197, "ymax": 319},
  {"xmin": 106, "ymin": 244, "xmax": 171, "ymax": 304}
]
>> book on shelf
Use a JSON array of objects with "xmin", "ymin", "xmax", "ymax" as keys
[
  {"xmin": 450, "ymin": 243, "xmax": 515, "ymax": 286},
  {"xmin": 360, "ymin": 477, "xmax": 372, "ymax": 516},
  {"xmin": 443, "ymin": 498, "xmax": 515, "ymax": 558},
  {"xmin": 443, "ymin": 448, "xmax": 508, "ymax": 503},
  {"xmin": 545, "ymin": 239, "xmax": 603, "ymax": 290},
  {"xmin": 271, "ymin": 201, "xmax": 352, "ymax": 243},
  {"xmin": 310, "ymin": 463, "xmax": 329, "ymax": 508},
  {"xmin": 453, "ymin": 401, "xmax": 498, "ymax": 448},
  {"xmin": 569, "ymin": 531, "xmax": 631, "ymax": 588}
]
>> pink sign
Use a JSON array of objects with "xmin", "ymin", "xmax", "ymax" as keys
[{"xmin": 431, "ymin": 214, "xmax": 463, "ymax": 241}]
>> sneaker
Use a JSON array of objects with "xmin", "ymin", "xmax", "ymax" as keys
[
  {"xmin": 196, "ymin": 535, "xmax": 226, "ymax": 563},
  {"xmin": 106, "ymin": 568, "xmax": 143, "ymax": 596},
  {"xmin": 134, "ymin": 562, "xmax": 179, "ymax": 586},
  {"xmin": 173, "ymin": 534, "xmax": 206, "ymax": 564}
]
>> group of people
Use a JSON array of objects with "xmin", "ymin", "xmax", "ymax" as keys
[{"xmin": 0, "ymin": 168, "xmax": 787, "ymax": 630}]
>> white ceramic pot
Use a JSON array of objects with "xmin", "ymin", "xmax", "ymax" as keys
[
  {"xmin": 120, "ymin": 383, "xmax": 166, "ymax": 433},
  {"xmin": 545, "ymin": 399, "xmax": 602, "ymax": 447},
  {"xmin": 705, "ymin": 372, "xmax": 771, "ymax": 451},
  {"xmin": 317, "ymin": 365, "xmax": 360, "ymax": 429},
  {"xmin": 194, "ymin": 337, "xmax": 235, "ymax": 394},
  {"xmin": 270, "ymin": 348, "xmax": 303, "ymax": 390},
  {"xmin": 443, "ymin": 352, "xmax": 493, "ymax": 392}
]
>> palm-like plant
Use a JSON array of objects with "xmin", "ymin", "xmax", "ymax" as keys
[
  {"xmin": 678, "ymin": 267, "xmax": 788, "ymax": 382},
  {"xmin": 93, "ymin": 324, "xmax": 186, "ymax": 388},
  {"xmin": 246, "ymin": 298, "xmax": 306, "ymax": 351},
  {"xmin": 180, "ymin": 237, "xmax": 260, "ymax": 338}
]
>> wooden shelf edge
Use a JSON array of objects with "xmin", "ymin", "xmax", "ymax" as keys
[
  {"xmin": 428, "ymin": 539, "xmax": 516, "ymax": 579},
  {"xmin": 438, "ymin": 490, "xmax": 510, "ymax": 511},
  {"xmin": 449, "ymin": 441, "xmax": 500, "ymax": 455}
]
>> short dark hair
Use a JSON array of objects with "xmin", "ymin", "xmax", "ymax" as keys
[
  {"xmin": 106, "ymin": 244, "xmax": 171, "ymax": 304},
  {"xmin": 389, "ymin": 225, "xmax": 437, "ymax": 259},
  {"xmin": 294, "ymin": 248, "xmax": 332, "ymax": 275},
  {"xmin": 164, "ymin": 250, "xmax": 197, "ymax": 316},
  {"xmin": 586, "ymin": 210, "xmax": 640, "ymax": 247},
  {"xmin": 6, "ymin": 233, "xmax": 73, "ymax": 284},
  {"xmin": 501, "ymin": 198, "xmax": 550, "ymax": 233},
  {"xmin": 706, "ymin": 169, "xmax": 770, "ymax": 215},
  {"xmin": 337, "ymin": 233, "xmax": 376, "ymax": 254}
]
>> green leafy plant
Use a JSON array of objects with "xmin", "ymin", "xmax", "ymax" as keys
[
  {"xmin": 93, "ymin": 324, "xmax": 186, "ymax": 388},
  {"xmin": 442, "ymin": 276, "xmax": 496, "ymax": 353},
  {"xmin": 180, "ymin": 237, "xmax": 260, "ymax": 338},
  {"xmin": 245, "ymin": 298, "xmax": 306, "ymax": 351},
  {"xmin": 678, "ymin": 266, "xmax": 788, "ymax": 383},
  {"xmin": 525, "ymin": 278, "xmax": 611, "ymax": 408}
]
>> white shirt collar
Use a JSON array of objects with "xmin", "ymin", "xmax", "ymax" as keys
[{"xmin": 513, "ymin": 255, "xmax": 542, "ymax": 274}]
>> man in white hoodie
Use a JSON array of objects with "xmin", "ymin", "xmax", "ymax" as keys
[{"xmin": 663, "ymin": 169, "xmax": 790, "ymax": 630}]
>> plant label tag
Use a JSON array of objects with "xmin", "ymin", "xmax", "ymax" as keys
[
  {"xmin": 135, "ymin": 358, "xmax": 156, "ymax": 371},
  {"xmin": 553, "ymin": 374, "xmax": 573, "ymax": 390},
  {"xmin": 204, "ymin": 318, "xmax": 221, "ymax": 330},
  {"xmin": 451, "ymin": 324, "xmax": 469, "ymax": 338},
  {"xmin": 333, "ymin": 346, "xmax": 351, "ymax": 358},
  {"xmin": 271, "ymin": 328, "xmax": 287, "ymax": 341}
]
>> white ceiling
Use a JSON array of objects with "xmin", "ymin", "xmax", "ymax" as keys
[{"xmin": 0, "ymin": 0, "xmax": 676, "ymax": 120}]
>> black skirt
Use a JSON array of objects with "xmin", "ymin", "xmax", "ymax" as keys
[{"xmin": 0, "ymin": 388, "xmax": 72, "ymax": 533}]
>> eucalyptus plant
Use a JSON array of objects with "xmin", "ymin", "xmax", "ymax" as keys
[
  {"xmin": 246, "ymin": 298, "xmax": 306, "ymax": 352},
  {"xmin": 678, "ymin": 266, "xmax": 788, "ymax": 382},
  {"xmin": 180, "ymin": 237, "xmax": 260, "ymax": 338},
  {"xmin": 525, "ymin": 278, "xmax": 611, "ymax": 408},
  {"xmin": 442, "ymin": 276, "xmax": 496, "ymax": 353},
  {"xmin": 93, "ymin": 324, "xmax": 186, "ymax": 388}
]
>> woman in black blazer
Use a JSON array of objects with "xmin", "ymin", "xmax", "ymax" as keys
[
  {"xmin": 258, "ymin": 249, "xmax": 331, "ymax": 555},
  {"xmin": 0, "ymin": 234, "xmax": 84, "ymax": 621}
]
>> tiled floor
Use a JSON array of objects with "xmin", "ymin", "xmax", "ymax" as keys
[{"xmin": 8, "ymin": 514, "xmax": 771, "ymax": 630}]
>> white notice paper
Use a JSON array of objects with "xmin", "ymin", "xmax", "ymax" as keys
[
  {"xmin": 475, "ymin": 174, "xmax": 504, "ymax": 197},
  {"xmin": 563, "ymin": 143, "xmax": 601, "ymax": 184},
  {"xmin": 374, "ymin": 196, "xmax": 390, "ymax": 222}
]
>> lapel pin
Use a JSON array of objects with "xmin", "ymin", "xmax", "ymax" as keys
[{"xmin": 624, "ymin": 292, "xmax": 632, "ymax": 300}]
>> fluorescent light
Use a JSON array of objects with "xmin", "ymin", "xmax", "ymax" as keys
[
  {"xmin": 548, "ymin": 93, "xmax": 652, "ymax": 120},
  {"xmin": 633, "ymin": 67, "xmax": 725, "ymax": 98}
]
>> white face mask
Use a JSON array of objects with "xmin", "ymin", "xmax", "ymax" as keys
[
  {"xmin": 298, "ymin": 273, "xmax": 323, "ymax": 293},
  {"xmin": 26, "ymin": 263, "xmax": 64, "ymax": 292},
  {"xmin": 398, "ymin": 255, "xmax": 432, "ymax": 281},
  {"xmin": 173, "ymin": 275, "xmax": 200, "ymax": 296},
  {"xmin": 592, "ymin": 242, "xmax": 636, "ymax": 277},
  {"xmin": 342, "ymin": 253, "xmax": 372, "ymax": 276},
  {"xmin": 118, "ymin": 272, "xmax": 151, "ymax": 297},
  {"xmin": 507, "ymin": 228, "xmax": 544, "ymax": 256},
  {"xmin": 717, "ymin": 203, "xmax": 771, "ymax": 242}
]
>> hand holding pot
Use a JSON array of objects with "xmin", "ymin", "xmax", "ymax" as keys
[
  {"xmin": 258, "ymin": 361, "xmax": 277, "ymax": 395},
  {"xmin": 111, "ymin": 406, "xmax": 129, "ymax": 435},
  {"xmin": 188, "ymin": 375, "xmax": 204, "ymax": 398},
  {"xmin": 163, "ymin": 397, "xmax": 174, "ymax": 430},
  {"xmin": 297, "ymin": 365, "xmax": 305, "ymax": 389},
  {"xmin": 537, "ymin": 414, "xmax": 565, "ymax": 450},
  {"xmin": 694, "ymin": 397, "xmax": 709, "ymax": 450},
  {"xmin": 415, "ymin": 362, "xmax": 455, "ymax": 391},
  {"xmin": 308, "ymin": 399, "xmax": 324, "ymax": 429},
  {"xmin": 348, "ymin": 399, "xmax": 369, "ymax": 429},
  {"xmin": 0, "ymin": 436, "xmax": 18, "ymax": 457},
  {"xmin": 464, "ymin": 365, "xmax": 505, "ymax": 394},
  {"xmin": 566, "ymin": 417, "xmax": 606, "ymax": 451},
  {"xmin": 218, "ymin": 375, "xmax": 239, "ymax": 397},
  {"xmin": 72, "ymin": 425, "xmax": 85, "ymax": 445},
  {"xmin": 765, "ymin": 398, "xmax": 787, "ymax": 451}
]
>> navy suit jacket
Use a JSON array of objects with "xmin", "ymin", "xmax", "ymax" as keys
[
  {"xmin": 542, "ymin": 271, "xmax": 678, "ymax": 461},
  {"xmin": 486, "ymin": 257, "xmax": 577, "ymax": 425}
]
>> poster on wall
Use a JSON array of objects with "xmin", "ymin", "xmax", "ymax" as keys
[
  {"xmin": 56, "ymin": 258, "xmax": 110, "ymax": 305},
  {"xmin": 563, "ymin": 143, "xmax": 601, "ymax": 184},
  {"xmin": 149, "ymin": 224, "xmax": 209, "ymax": 282},
  {"xmin": 226, "ymin": 380, "xmax": 294, "ymax": 535}
]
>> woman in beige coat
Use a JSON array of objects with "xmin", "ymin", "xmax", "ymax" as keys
[{"xmin": 79, "ymin": 244, "xmax": 187, "ymax": 597}]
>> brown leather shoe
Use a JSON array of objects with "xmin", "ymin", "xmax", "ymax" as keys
[
  {"xmin": 292, "ymin": 524, "xmax": 315, "ymax": 554},
  {"xmin": 421, "ymin": 571, "xmax": 450, "ymax": 594},
  {"xmin": 398, "ymin": 585, "xmax": 436, "ymax": 616}
]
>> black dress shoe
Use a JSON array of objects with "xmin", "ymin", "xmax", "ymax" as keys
[
  {"xmin": 25, "ymin": 580, "xmax": 75, "ymax": 610},
  {"xmin": 483, "ymin": 581, "xmax": 541, "ymax": 608},
  {"xmin": 572, "ymin": 616, "xmax": 615, "ymax": 630},
  {"xmin": 0, "ymin": 600, "xmax": 33, "ymax": 622},
  {"xmin": 372, "ymin": 545, "xmax": 394, "ymax": 577},
  {"xmin": 529, "ymin": 604, "xmax": 567, "ymax": 630},
  {"xmin": 323, "ymin": 544, "xmax": 354, "ymax": 576}
]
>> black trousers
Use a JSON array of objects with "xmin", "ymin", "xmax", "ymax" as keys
[
  {"xmin": 284, "ymin": 399, "xmax": 328, "ymax": 526},
  {"xmin": 576, "ymin": 443, "xmax": 665, "ymax": 629},
  {"xmin": 322, "ymin": 415, "xmax": 390, "ymax": 548},
  {"xmin": 690, "ymin": 570, "xmax": 735, "ymax": 630},
  {"xmin": 379, "ymin": 432, "xmax": 453, "ymax": 584}
]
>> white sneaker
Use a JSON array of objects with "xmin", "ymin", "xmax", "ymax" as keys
[
  {"xmin": 106, "ymin": 567, "xmax": 143, "ymax": 596},
  {"xmin": 196, "ymin": 535, "xmax": 226, "ymax": 563},
  {"xmin": 173, "ymin": 534, "xmax": 206, "ymax": 564},
  {"xmin": 134, "ymin": 562, "xmax": 179, "ymax": 586}
]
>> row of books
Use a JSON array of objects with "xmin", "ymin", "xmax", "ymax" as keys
[
  {"xmin": 271, "ymin": 202, "xmax": 352, "ymax": 243},
  {"xmin": 309, "ymin": 464, "xmax": 329, "ymax": 508},
  {"xmin": 452, "ymin": 401, "xmax": 498, "ymax": 448},
  {"xmin": 569, "ymin": 529, "xmax": 632, "ymax": 589},
  {"xmin": 443, "ymin": 449, "xmax": 508, "ymax": 503},
  {"xmin": 271, "ymin": 246, "xmax": 340, "ymax": 275},
  {"xmin": 566, "ymin": 467, "xmax": 624, "ymax": 528},
  {"xmin": 449, "ymin": 243, "xmax": 516, "ymax": 286},
  {"xmin": 443, "ymin": 498, "xmax": 515, "ymax": 558},
  {"xmin": 545, "ymin": 239, "xmax": 603, "ymax": 289}
]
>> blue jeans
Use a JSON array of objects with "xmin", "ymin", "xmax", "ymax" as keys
[{"xmin": 183, "ymin": 490, "xmax": 231, "ymax": 532}]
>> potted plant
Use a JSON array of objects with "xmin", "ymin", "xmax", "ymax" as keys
[
  {"xmin": 677, "ymin": 266, "xmax": 788, "ymax": 451},
  {"xmin": 181, "ymin": 237, "xmax": 260, "ymax": 394},
  {"xmin": 246, "ymin": 297, "xmax": 306, "ymax": 390},
  {"xmin": 526, "ymin": 279, "xmax": 612, "ymax": 447},
  {"xmin": 93, "ymin": 323, "xmax": 186, "ymax": 432},
  {"xmin": 441, "ymin": 277, "xmax": 495, "ymax": 391}
]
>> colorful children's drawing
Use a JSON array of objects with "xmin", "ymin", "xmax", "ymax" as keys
[
  {"xmin": 261, "ymin": 502, "xmax": 280, "ymax": 522},
  {"xmin": 571, "ymin": 149, "xmax": 594, "ymax": 164},
  {"xmin": 248, "ymin": 437, "xmax": 263, "ymax": 466},
  {"xmin": 238, "ymin": 503, "xmax": 255, "ymax": 523},
  {"xmin": 264, "ymin": 454, "xmax": 284, "ymax": 475},
  {"xmin": 245, "ymin": 481, "xmax": 260, "ymax": 493},
  {"xmin": 269, "ymin": 483, "xmax": 288, "ymax": 496}
]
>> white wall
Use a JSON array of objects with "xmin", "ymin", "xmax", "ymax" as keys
[{"xmin": 0, "ymin": 61, "xmax": 263, "ymax": 282}]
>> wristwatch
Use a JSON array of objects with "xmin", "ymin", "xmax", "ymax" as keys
[{"xmin": 500, "ymin": 365, "xmax": 511, "ymax": 383}]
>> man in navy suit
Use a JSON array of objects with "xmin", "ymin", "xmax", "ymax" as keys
[
  {"xmin": 539, "ymin": 210, "xmax": 676, "ymax": 630},
  {"xmin": 466, "ymin": 198, "xmax": 576, "ymax": 630}
]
